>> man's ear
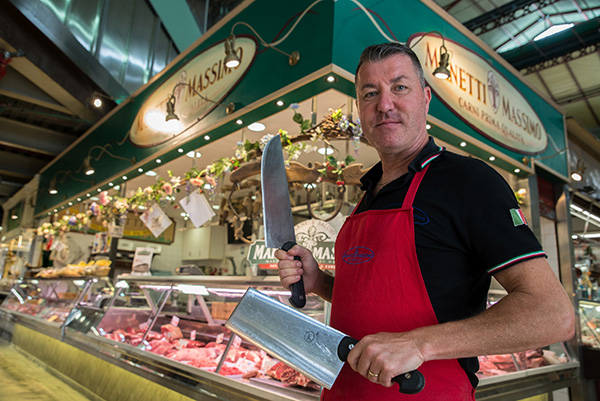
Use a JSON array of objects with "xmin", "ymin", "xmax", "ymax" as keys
[{"xmin": 423, "ymin": 86, "xmax": 432, "ymax": 112}]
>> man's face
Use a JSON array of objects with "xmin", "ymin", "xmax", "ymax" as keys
[{"xmin": 355, "ymin": 54, "xmax": 431, "ymax": 156}]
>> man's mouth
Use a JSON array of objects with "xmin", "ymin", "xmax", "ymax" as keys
[{"xmin": 376, "ymin": 120, "xmax": 400, "ymax": 127}]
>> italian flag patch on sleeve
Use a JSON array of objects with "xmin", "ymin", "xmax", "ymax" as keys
[{"xmin": 510, "ymin": 208, "xmax": 527, "ymax": 226}]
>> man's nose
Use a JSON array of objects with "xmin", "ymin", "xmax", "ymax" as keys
[{"xmin": 376, "ymin": 91, "xmax": 394, "ymax": 113}]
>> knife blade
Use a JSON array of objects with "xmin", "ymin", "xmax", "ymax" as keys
[
  {"xmin": 225, "ymin": 288, "xmax": 425, "ymax": 394},
  {"xmin": 261, "ymin": 135, "xmax": 305, "ymax": 308}
]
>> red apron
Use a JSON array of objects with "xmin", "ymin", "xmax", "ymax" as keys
[{"xmin": 322, "ymin": 166, "xmax": 475, "ymax": 401}]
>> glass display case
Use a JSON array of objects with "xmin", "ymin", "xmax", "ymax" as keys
[
  {"xmin": 579, "ymin": 300, "xmax": 600, "ymax": 349},
  {"xmin": 0, "ymin": 275, "xmax": 581, "ymax": 401},
  {"xmin": 76, "ymin": 275, "xmax": 326, "ymax": 399},
  {"xmin": 0, "ymin": 277, "xmax": 114, "ymax": 326},
  {"xmin": 579, "ymin": 300, "xmax": 600, "ymax": 380}
]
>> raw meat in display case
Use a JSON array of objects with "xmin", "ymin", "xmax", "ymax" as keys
[{"xmin": 92, "ymin": 277, "xmax": 326, "ymax": 392}]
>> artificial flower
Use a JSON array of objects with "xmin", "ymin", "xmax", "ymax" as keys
[
  {"xmin": 99, "ymin": 191, "xmax": 110, "ymax": 206},
  {"xmin": 162, "ymin": 183, "xmax": 173, "ymax": 195},
  {"xmin": 190, "ymin": 177, "xmax": 203, "ymax": 187}
]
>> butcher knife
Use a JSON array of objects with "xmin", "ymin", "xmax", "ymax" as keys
[
  {"xmin": 225, "ymin": 287, "xmax": 425, "ymax": 394},
  {"xmin": 261, "ymin": 135, "xmax": 305, "ymax": 308}
]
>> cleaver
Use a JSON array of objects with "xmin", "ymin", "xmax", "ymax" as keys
[
  {"xmin": 225, "ymin": 288, "xmax": 425, "ymax": 394},
  {"xmin": 261, "ymin": 135, "xmax": 306, "ymax": 308}
]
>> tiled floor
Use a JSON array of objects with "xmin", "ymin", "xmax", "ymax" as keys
[{"xmin": 0, "ymin": 339, "xmax": 94, "ymax": 401}]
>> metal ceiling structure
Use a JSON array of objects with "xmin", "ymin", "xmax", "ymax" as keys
[{"xmin": 0, "ymin": 0, "xmax": 598, "ymax": 216}]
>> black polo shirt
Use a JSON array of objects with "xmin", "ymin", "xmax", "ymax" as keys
[{"xmin": 355, "ymin": 137, "xmax": 545, "ymax": 387}]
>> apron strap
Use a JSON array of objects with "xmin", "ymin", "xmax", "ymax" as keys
[{"xmin": 402, "ymin": 164, "xmax": 430, "ymax": 209}]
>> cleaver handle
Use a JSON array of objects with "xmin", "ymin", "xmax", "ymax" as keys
[
  {"xmin": 338, "ymin": 336, "xmax": 425, "ymax": 395},
  {"xmin": 282, "ymin": 241, "xmax": 306, "ymax": 308}
]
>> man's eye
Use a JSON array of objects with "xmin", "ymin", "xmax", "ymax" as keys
[
  {"xmin": 363, "ymin": 91, "xmax": 376, "ymax": 98},
  {"xmin": 393, "ymin": 85, "xmax": 407, "ymax": 91}
]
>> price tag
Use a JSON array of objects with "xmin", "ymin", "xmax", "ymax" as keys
[
  {"xmin": 190, "ymin": 330, "xmax": 196, "ymax": 341},
  {"xmin": 171, "ymin": 316, "xmax": 180, "ymax": 326},
  {"xmin": 216, "ymin": 333, "xmax": 224, "ymax": 344},
  {"xmin": 235, "ymin": 358, "xmax": 256, "ymax": 371},
  {"xmin": 233, "ymin": 335, "xmax": 242, "ymax": 348}
]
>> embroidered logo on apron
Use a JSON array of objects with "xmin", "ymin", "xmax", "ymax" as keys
[{"xmin": 342, "ymin": 246, "xmax": 375, "ymax": 264}]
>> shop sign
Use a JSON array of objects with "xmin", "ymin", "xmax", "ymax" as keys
[
  {"xmin": 409, "ymin": 33, "xmax": 548, "ymax": 155},
  {"xmin": 129, "ymin": 36, "xmax": 257, "ymax": 147},
  {"xmin": 247, "ymin": 220, "xmax": 337, "ymax": 270}
]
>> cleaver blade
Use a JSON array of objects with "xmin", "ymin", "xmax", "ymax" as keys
[
  {"xmin": 225, "ymin": 288, "xmax": 425, "ymax": 393},
  {"xmin": 261, "ymin": 135, "xmax": 305, "ymax": 308}
]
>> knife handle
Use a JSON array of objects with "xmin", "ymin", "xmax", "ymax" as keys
[
  {"xmin": 337, "ymin": 336, "xmax": 425, "ymax": 394},
  {"xmin": 392, "ymin": 370, "xmax": 425, "ymax": 395},
  {"xmin": 282, "ymin": 241, "xmax": 306, "ymax": 308}
]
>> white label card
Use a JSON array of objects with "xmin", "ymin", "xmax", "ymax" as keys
[
  {"xmin": 139, "ymin": 203, "xmax": 173, "ymax": 237},
  {"xmin": 179, "ymin": 191, "xmax": 216, "ymax": 228}
]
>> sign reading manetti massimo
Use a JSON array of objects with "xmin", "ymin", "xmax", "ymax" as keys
[
  {"xmin": 129, "ymin": 36, "xmax": 257, "ymax": 147},
  {"xmin": 248, "ymin": 220, "xmax": 336, "ymax": 270},
  {"xmin": 409, "ymin": 33, "xmax": 548, "ymax": 155}
]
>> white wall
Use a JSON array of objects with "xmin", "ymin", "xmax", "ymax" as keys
[{"xmin": 540, "ymin": 216, "xmax": 560, "ymax": 278}]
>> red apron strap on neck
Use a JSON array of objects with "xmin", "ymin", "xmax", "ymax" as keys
[{"xmin": 402, "ymin": 164, "xmax": 430, "ymax": 209}]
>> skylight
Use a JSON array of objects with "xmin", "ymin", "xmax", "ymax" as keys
[{"xmin": 534, "ymin": 23, "xmax": 574, "ymax": 41}]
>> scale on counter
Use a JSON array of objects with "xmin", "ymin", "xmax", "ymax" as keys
[{"xmin": 175, "ymin": 265, "xmax": 205, "ymax": 275}]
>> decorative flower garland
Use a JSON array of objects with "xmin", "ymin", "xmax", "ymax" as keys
[{"xmin": 37, "ymin": 106, "xmax": 362, "ymax": 238}]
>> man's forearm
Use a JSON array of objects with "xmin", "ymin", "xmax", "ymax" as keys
[
  {"xmin": 414, "ymin": 291, "xmax": 572, "ymax": 362},
  {"xmin": 413, "ymin": 260, "xmax": 574, "ymax": 361}
]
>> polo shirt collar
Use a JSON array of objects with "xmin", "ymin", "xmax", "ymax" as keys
[{"xmin": 360, "ymin": 137, "xmax": 445, "ymax": 190}]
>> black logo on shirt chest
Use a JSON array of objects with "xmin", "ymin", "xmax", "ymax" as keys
[{"xmin": 413, "ymin": 207, "xmax": 429, "ymax": 225}]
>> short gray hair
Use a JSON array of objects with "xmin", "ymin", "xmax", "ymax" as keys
[{"xmin": 355, "ymin": 42, "xmax": 426, "ymax": 89}]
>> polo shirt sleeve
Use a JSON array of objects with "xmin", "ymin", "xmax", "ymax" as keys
[{"xmin": 453, "ymin": 162, "xmax": 546, "ymax": 275}]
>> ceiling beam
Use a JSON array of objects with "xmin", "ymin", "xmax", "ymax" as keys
[
  {"xmin": 0, "ymin": 149, "xmax": 48, "ymax": 178},
  {"xmin": 463, "ymin": 0, "xmax": 560, "ymax": 35},
  {"xmin": 521, "ymin": 42, "xmax": 600, "ymax": 73},
  {"xmin": 1, "ymin": 0, "xmax": 117, "ymax": 121},
  {"xmin": 0, "ymin": 117, "xmax": 74, "ymax": 156},
  {"xmin": 0, "ymin": 65, "xmax": 72, "ymax": 114},
  {"xmin": 501, "ymin": 16, "xmax": 600, "ymax": 69},
  {"xmin": 563, "ymin": 62, "xmax": 600, "ymax": 126}
]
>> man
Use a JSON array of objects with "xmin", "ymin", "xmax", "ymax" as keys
[{"xmin": 275, "ymin": 42, "xmax": 574, "ymax": 400}]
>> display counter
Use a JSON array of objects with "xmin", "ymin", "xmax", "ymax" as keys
[
  {"xmin": 0, "ymin": 276, "xmax": 581, "ymax": 401},
  {"xmin": 579, "ymin": 300, "xmax": 600, "ymax": 380}
]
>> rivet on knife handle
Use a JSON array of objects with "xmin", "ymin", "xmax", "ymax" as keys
[
  {"xmin": 393, "ymin": 370, "xmax": 425, "ymax": 394},
  {"xmin": 337, "ymin": 336, "xmax": 425, "ymax": 394},
  {"xmin": 282, "ymin": 241, "xmax": 306, "ymax": 308}
]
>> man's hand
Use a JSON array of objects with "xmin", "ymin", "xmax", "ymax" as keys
[
  {"xmin": 346, "ymin": 332, "xmax": 425, "ymax": 387},
  {"xmin": 274, "ymin": 245, "xmax": 333, "ymax": 302}
]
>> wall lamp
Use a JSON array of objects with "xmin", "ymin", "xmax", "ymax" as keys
[
  {"xmin": 224, "ymin": 21, "xmax": 300, "ymax": 68},
  {"xmin": 79, "ymin": 144, "xmax": 136, "ymax": 176},
  {"xmin": 91, "ymin": 91, "xmax": 124, "ymax": 108},
  {"xmin": 572, "ymin": 159, "xmax": 586, "ymax": 182},
  {"xmin": 408, "ymin": 31, "xmax": 451, "ymax": 80},
  {"xmin": 48, "ymin": 170, "xmax": 94, "ymax": 195},
  {"xmin": 165, "ymin": 82, "xmax": 235, "ymax": 121}
]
